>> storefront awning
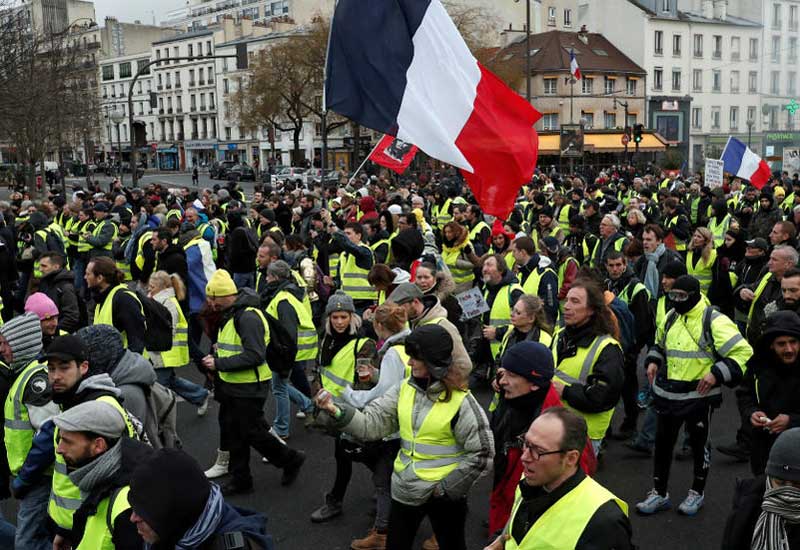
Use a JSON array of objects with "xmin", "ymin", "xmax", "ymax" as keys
[{"xmin": 538, "ymin": 132, "xmax": 669, "ymax": 155}]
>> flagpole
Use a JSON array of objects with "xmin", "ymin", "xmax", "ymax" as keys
[
  {"xmin": 570, "ymin": 77, "xmax": 574, "ymax": 124},
  {"xmin": 321, "ymin": 0, "xmax": 338, "ymax": 179},
  {"xmin": 347, "ymin": 139, "xmax": 382, "ymax": 186}
]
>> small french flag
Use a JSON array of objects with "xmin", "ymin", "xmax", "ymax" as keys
[
  {"xmin": 570, "ymin": 50, "xmax": 581, "ymax": 80},
  {"xmin": 721, "ymin": 137, "xmax": 772, "ymax": 189}
]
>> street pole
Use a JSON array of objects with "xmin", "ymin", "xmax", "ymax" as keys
[
  {"xmin": 115, "ymin": 123, "xmax": 123, "ymax": 185},
  {"xmin": 570, "ymin": 78, "xmax": 574, "ymax": 123},
  {"xmin": 525, "ymin": 0, "xmax": 531, "ymax": 104},
  {"xmin": 321, "ymin": 111, "xmax": 327, "ymax": 180}
]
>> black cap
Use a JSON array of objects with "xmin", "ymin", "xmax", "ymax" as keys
[
  {"xmin": 745, "ymin": 237, "xmax": 769, "ymax": 252},
  {"xmin": 92, "ymin": 202, "xmax": 109, "ymax": 212},
  {"xmin": 672, "ymin": 275, "xmax": 701, "ymax": 294},
  {"xmin": 44, "ymin": 335, "xmax": 87, "ymax": 363}
]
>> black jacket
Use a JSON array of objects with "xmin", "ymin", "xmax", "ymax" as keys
[
  {"xmin": 156, "ymin": 243, "xmax": 188, "ymax": 286},
  {"xmin": 510, "ymin": 470, "xmax": 634, "ymax": 550},
  {"xmin": 92, "ymin": 285, "xmax": 147, "ymax": 354},
  {"xmin": 38, "ymin": 268, "xmax": 82, "ymax": 333},
  {"xmin": 606, "ymin": 271, "xmax": 654, "ymax": 353},
  {"xmin": 481, "ymin": 270, "xmax": 523, "ymax": 325}
]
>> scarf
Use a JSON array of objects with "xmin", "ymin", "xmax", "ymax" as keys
[
  {"xmin": 69, "ymin": 440, "xmax": 123, "ymax": 492},
  {"xmin": 752, "ymin": 477, "xmax": 800, "ymax": 550},
  {"xmin": 143, "ymin": 483, "xmax": 224, "ymax": 550},
  {"xmin": 643, "ymin": 243, "xmax": 665, "ymax": 298}
]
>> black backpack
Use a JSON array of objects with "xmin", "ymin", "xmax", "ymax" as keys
[
  {"xmin": 264, "ymin": 313, "xmax": 297, "ymax": 377},
  {"xmin": 133, "ymin": 290, "xmax": 174, "ymax": 352}
]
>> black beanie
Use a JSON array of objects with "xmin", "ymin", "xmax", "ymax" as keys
[
  {"xmin": 128, "ymin": 449, "xmax": 211, "ymax": 544},
  {"xmin": 661, "ymin": 261, "xmax": 688, "ymax": 280},
  {"xmin": 404, "ymin": 324, "xmax": 453, "ymax": 379},
  {"xmin": 672, "ymin": 274, "xmax": 700, "ymax": 294}
]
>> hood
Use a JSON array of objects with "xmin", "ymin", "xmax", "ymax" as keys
[
  {"xmin": 426, "ymin": 270, "xmax": 456, "ymax": 301},
  {"xmin": 234, "ymin": 288, "xmax": 262, "ymax": 309},
  {"xmin": 76, "ymin": 373, "xmax": 122, "ymax": 398},
  {"xmin": 414, "ymin": 295, "xmax": 448, "ymax": 325},
  {"xmin": 391, "ymin": 228, "xmax": 425, "ymax": 267},
  {"xmin": 536, "ymin": 254, "xmax": 553, "ymax": 270},
  {"xmin": 44, "ymin": 268, "xmax": 76, "ymax": 285},
  {"xmin": 261, "ymin": 278, "xmax": 304, "ymax": 304},
  {"xmin": 28, "ymin": 211, "xmax": 48, "ymax": 230},
  {"xmin": 359, "ymin": 195, "xmax": 376, "ymax": 212},
  {"xmin": 756, "ymin": 311, "xmax": 800, "ymax": 355},
  {"xmin": 379, "ymin": 328, "xmax": 412, "ymax": 353},
  {"xmin": 153, "ymin": 287, "xmax": 176, "ymax": 304},
  {"xmin": 111, "ymin": 350, "xmax": 156, "ymax": 387}
]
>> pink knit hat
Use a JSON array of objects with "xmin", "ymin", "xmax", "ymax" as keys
[{"xmin": 24, "ymin": 292, "xmax": 59, "ymax": 320}]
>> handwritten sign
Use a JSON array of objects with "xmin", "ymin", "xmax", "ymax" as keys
[
  {"xmin": 704, "ymin": 158, "xmax": 724, "ymax": 189},
  {"xmin": 456, "ymin": 287, "xmax": 490, "ymax": 320}
]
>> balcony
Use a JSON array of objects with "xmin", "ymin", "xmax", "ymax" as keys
[
  {"xmin": 190, "ymin": 105, "xmax": 197, "ymax": 112},
  {"xmin": 712, "ymin": 50, "xmax": 722, "ymax": 60},
  {"xmin": 158, "ymin": 108, "xmax": 165, "ymax": 114},
  {"xmin": 189, "ymin": 80, "xmax": 196, "ymax": 87},
  {"xmin": 167, "ymin": 108, "xmax": 173, "ymax": 114},
  {"xmin": 175, "ymin": 82, "xmax": 182, "ymax": 89},
  {"xmin": 207, "ymin": 79, "xmax": 214, "ymax": 85},
  {"xmin": 200, "ymin": 105, "xmax": 206, "ymax": 111},
  {"xmin": 165, "ymin": 84, "xmax": 172, "ymax": 89},
  {"xmin": 157, "ymin": 85, "xmax": 163, "ymax": 90},
  {"xmin": 208, "ymin": 104, "xmax": 216, "ymax": 111},
  {"xmin": 177, "ymin": 107, "xmax": 183, "ymax": 114}
]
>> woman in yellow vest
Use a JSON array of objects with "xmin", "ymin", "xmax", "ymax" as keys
[
  {"xmin": 685, "ymin": 227, "xmax": 719, "ymax": 296},
  {"xmin": 148, "ymin": 270, "xmax": 210, "ymax": 415},
  {"xmin": 310, "ymin": 290, "xmax": 376, "ymax": 523},
  {"xmin": 415, "ymin": 261, "xmax": 464, "ymax": 329},
  {"xmin": 441, "ymin": 222, "xmax": 480, "ymax": 294},
  {"xmin": 314, "ymin": 323, "xmax": 493, "ymax": 550}
]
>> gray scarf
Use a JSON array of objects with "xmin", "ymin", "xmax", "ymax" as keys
[
  {"xmin": 68, "ymin": 441, "xmax": 123, "ymax": 495},
  {"xmin": 643, "ymin": 243, "xmax": 665, "ymax": 298},
  {"xmin": 752, "ymin": 477, "xmax": 800, "ymax": 550}
]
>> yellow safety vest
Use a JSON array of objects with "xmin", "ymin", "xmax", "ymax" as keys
[
  {"xmin": 665, "ymin": 215, "xmax": 687, "ymax": 252},
  {"xmin": 391, "ymin": 343, "xmax": 411, "ymax": 378},
  {"xmin": 488, "ymin": 328, "xmax": 554, "ymax": 412},
  {"xmin": 552, "ymin": 333, "xmax": 621, "ymax": 439},
  {"xmin": 340, "ymin": 248, "xmax": 377, "ymax": 301},
  {"xmin": 216, "ymin": 307, "xmax": 272, "ymax": 384},
  {"xmin": 76, "ymin": 220, "xmax": 97, "ymax": 254},
  {"xmin": 329, "ymin": 252, "xmax": 340, "ymax": 280},
  {"xmin": 134, "ymin": 230, "xmax": 153, "ymax": 270},
  {"xmin": 160, "ymin": 296, "xmax": 189, "ymax": 368},
  {"xmin": 557, "ymin": 204, "xmax": 573, "ymax": 233},
  {"xmin": 4, "ymin": 360, "xmax": 48, "ymax": 476},
  {"xmin": 748, "ymin": 273, "xmax": 773, "ymax": 327},
  {"xmin": 265, "ymin": 289, "xmax": 318, "ymax": 363},
  {"xmin": 433, "ymin": 199, "xmax": 453, "ymax": 228},
  {"xmin": 468, "ymin": 221, "xmax": 490, "ymax": 245},
  {"xmin": 91, "ymin": 219, "xmax": 118, "ymax": 252},
  {"xmin": 520, "ymin": 264, "xmax": 556, "ymax": 298},
  {"xmin": 94, "ymin": 285, "xmax": 144, "ymax": 349},
  {"xmin": 320, "ymin": 338, "xmax": 368, "ymax": 397},
  {"xmin": 686, "ymin": 249, "xmax": 716, "ymax": 295},
  {"xmin": 115, "ymin": 235, "xmax": 132, "ymax": 281},
  {"xmin": 76, "ymin": 486, "xmax": 131, "ymax": 550},
  {"xmin": 394, "ymin": 380, "xmax": 468, "ymax": 481},
  {"xmin": 708, "ymin": 214, "xmax": 732, "ymax": 248},
  {"xmin": 505, "ymin": 476, "xmax": 628, "ymax": 550},
  {"xmin": 442, "ymin": 240, "xmax": 474, "ymax": 286},
  {"xmin": 486, "ymin": 283, "xmax": 523, "ymax": 359}
]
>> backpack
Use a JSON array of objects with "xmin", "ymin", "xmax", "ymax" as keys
[
  {"xmin": 264, "ymin": 312, "xmax": 297, "ymax": 377},
  {"xmin": 662, "ymin": 305, "xmax": 719, "ymax": 360},
  {"xmin": 239, "ymin": 226, "xmax": 260, "ymax": 254},
  {"xmin": 607, "ymin": 295, "xmax": 636, "ymax": 354},
  {"xmin": 133, "ymin": 290, "xmax": 174, "ymax": 352},
  {"xmin": 313, "ymin": 262, "xmax": 332, "ymax": 303},
  {"xmin": 142, "ymin": 382, "xmax": 180, "ymax": 449}
]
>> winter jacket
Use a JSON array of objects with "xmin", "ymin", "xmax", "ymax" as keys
[
  {"xmin": 84, "ymin": 217, "xmax": 117, "ymax": 258},
  {"xmin": 150, "ymin": 288, "xmax": 182, "ymax": 369},
  {"xmin": 39, "ymin": 268, "xmax": 82, "ymax": 333},
  {"xmin": 410, "ymin": 295, "xmax": 471, "ymax": 376},
  {"xmin": 749, "ymin": 205, "xmax": 784, "ymax": 240},
  {"xmin": 91, "ymin": 285, "xmax": 147, "ymax": 354},
  {"xmin": 606, "ymin": 271, "xmax": 654, "ymax": 354},
  {"xmin": 422, "ymin": 272, "xmax": 463, "ymax": 333},
  {"xmin": 226, "ymin": 224, "xmax": 257, "ymax": 275},
  {"xmin": 518, "ymin": 254, "xmax": 559, "ymax": 324},
  {"xmin": 156, "ymin": 243, "xmax": 189, "ymax": 286},
  {"xmin": 341, "ymin": 329, "xmax": 411, "ymax": 410},
  {"xmin": 259, "ymin": 279, "xmax": 304, "ymax": 369},
  {"xmin": 481, "ymin": 270, "xmax": 524, "ymax": 326},
  {"xmin": 633, "ymin": 246, "xmax": 683, "ymax": 287}
]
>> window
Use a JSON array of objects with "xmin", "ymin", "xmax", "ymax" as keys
[
  {"xmin": 749, "ymin": 71, "xmax": 758, "ymax": 93},
  {"xmin": 626, "ymin": 78, "xmax": 637, "ymax": 95},
  {"xmin": 673, "ymin": 34, "xmax": 681, "ymax": 56},
  {"xmin": 730, "ymin": 106, "xmax": 739, "ymax": 130},
  {"xmin": 654, "ymin": 30, "xmax": 663, "ymax": 55},
  {"xmin": 223, "ymin": 78, "xmax": 229, "ymax": 94},
  {"xmin": 692, "ymin": 107, "xmax": 702, "ymax": 129},
  {"xmin": 791, "ymin": 5, "xmax": 799, "ymax": 31},
  {"xmin": 102, "ymin": 85, "xmax": 107, "ymax": 98},
  {"xmin": 604, "ymin": 76, "xmax": 615, "ymax": 94},
  {"xmin": 773, "ymin": 36, "xmax": 781, "ymax": 62},
  {"xmin": 692, "ymin": 69, "xmax": 702, "ymax": 92},
  {"xmin": 137, "ymin": 81, "xmax": 142, "ymax": 94},
  {"xmin": 101, "ymin": 65, "xmax": 113, "ymax": 81},
  {"xmin": 175, "ymin": 71, "xmax": 180, "ymax": 87},
  {"xmin": 197, "ymin": 42, "xmax": 203, "ymax": 56},
  {"xmin": 671, "ymin": 69, "xmax": 681, "ymax": 91},
  {"xmin": 750, "ymin": 38, "xmax": 759, "ymax": 60},
  {"xmin": 188, "ymin": 44, "xmax": 193, "ymax": 58},
  {"xmin": 791, "ymin": 37, "xmax": 798, "ymax": 62},
  {"xmin": 190, "ymin": 95, "xmax": 196, "ymax": 110},
  {"xmin": 730, "ymin": 71, "xmax": 740, "ymax": 93},
  {"xmin": 581, "ymin": 111, "xmax": 594, "ymax": 128},
  {"xmin": 225, "ymin": 127, "xmax": 232, "ymax": 140},
  {"xmin": 206, "ymin": 40, "xmax": 212, "ymax": 55},
  {"xmin": 137, "ymin": 59, "xmax": 149, "ymax": 75},
  {"xmin": 748, "ymin": 106, "xmax": 757, "ymax": 124},
  {"xmin": 564, "ymin": 9, "xmax": 571, "ymax": 27},
  {"xmin": 693, "ymin": 34, "xmax": 703, "ymax": 57},
  {"xmin": 789, "ymin": 72, "xmax": 797, "ymax": 95},
  {"xmin": 711, "ymin": 107, "xmax": 720, "ymax": 129},
  {"xmin": 626, "ymin": 113, "xmax": 637, "ymax": 127},
  {"xmin": 582, "ymin": 77, "xmax": 593, "ymax": 94},
  {"xmin": 544, "ymin": 78, "xmax": 557, "ymax": 95},
  {"xmin": 662, "ymin": 0, "xmax": 670, "ymax": 11},
  {"xmin": 773, "ymin": 3, "xmax": 782, "ymax": 29},
  {"xmin": 207, "ymin": 66, "xmax": 214, "ymax": 84},
  {"xmin": 209, "ymin": 92, "xmax": 215, "ymax": 109},
  {"xmin": 604, "ymin": 111, "xmax": 617, "ymax": 129},
  {"xmin": 548, "ymin": 6, "xmax": 556, "ymax": 24},
  {"xmin": 189, "ymin": 69, "xmax": 195, "ymax": 85},
  {"xmin": 712, "ymin": 70, "xmax": 721, "ymax": 92},
  {"xmin": 653, "ymin": 67, "xmax": 663, "ymax": 90},
  {"xmin": 542, "ymin": 113, "xmax": 559, "ymax": 130},
  {"xmin": 772, "ymin": 71, "xmax": 780, "ymax": 94},
  {"xmin": 731, "ymin": 37, "xmax": 740, "ymax": 60},
  {"xmin": 173, "ymin": 46, "xmax": 179, "ymax": 63},
  {"xmin": 712, "ymin": 35, "xmax": 722, "ymax": 59},
  {"xmin": 176, "ymin": 96, "xmax": 182, "ymax": 112}
]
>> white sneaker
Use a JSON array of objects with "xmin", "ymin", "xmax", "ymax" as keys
[
  {"xmin": 296, "ymin": 410, "xmax": 307, "ymax": 419},
  {"xmin": 269, "ymin": 427, "xmax": 288, "ymax": 445},
  {"xmin": 204, "ymin": 449, "xmax": 229, "ymax": 479},
  {"xmin": 197, "ymin": 393, "xmax": 210, "ymax": 417}
]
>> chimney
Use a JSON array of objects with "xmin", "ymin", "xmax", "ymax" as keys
[
  {"xmin": 702, "ymin": 0, "xmax": 713, "ymax": 19},
  {"xmin": 241, "ymin": 16, "xmax": 253, "ymax": 37},
  {"xmin": 222, "ymin": 15, "xmax": 234, "ymax": 40},
  {"xmin": 578, "ymin": 24, "xmax": 589, "ymax": 44},
  {"xmin": 713, "ymin": 0, "xmax": 727, "ymax": 20}
]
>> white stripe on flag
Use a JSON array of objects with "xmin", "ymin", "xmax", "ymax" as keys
[
  {"xmin": 737, "ymin": 147, "xmax": 763, "ymax": 180},
  {"xmin": 396, "ymin": 0, "xmax": 478, "ymax": 172}
]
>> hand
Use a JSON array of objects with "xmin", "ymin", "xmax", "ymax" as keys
[
  {"xmin": 751, "ymin": 411, "xmax": 770, "ymax": 428},
  {"xmin": 491, "ymin": 377, "xmax": 501, "ymax": 393},
  {"xmin": 323, "ymin": 275, "xmax": 333, "ymax": 287},
  {"xmin": 201, "ymin": 355, "xmax": 216, "ymax": 371},
  {"xmin": 53, "ymin": 534, "xmax": 72, "ymax": 550},
  {"xmin": 646, "ymin": 363, "xmax": 658, "ymax": 385},
  {"xmin": 314, "ymin": 389, "xmax": 339, "ymax": 415},
  {"xmin": 362, "ymin": 308, "xmax": 375, "ymax": 321},
  {"xmin": 696, "ymin": 372, "xmax": 718, "ymax": 396},
  {"xmin": 552, "ymin": 380, "xmax": 565, "ymax": 397},
  {"xmin": 483, "ymin": 534, "xmax": 510, "ymax": 550},
  {"xmin": 767, "ymin": 414, "xmax": 791, "ymax": 435},
  {"xmin": 739, "ymin": 288, "xmax": 755, "ymax": 302},
  {"xmin": 482, "ymin": 326, "xmax": 497, "ymax": 340}
]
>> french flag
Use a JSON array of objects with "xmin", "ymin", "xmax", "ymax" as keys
[
  {"xmin": 721, "ymin": 137, "xmax": 772, "ymax": 189},
  {"xmin": 325, "ymin": 0, "xmax": 541, "ymax": 218},
  {"xmin": 570, "ymin": 50, "xmax": 581, "ymax": 80}
]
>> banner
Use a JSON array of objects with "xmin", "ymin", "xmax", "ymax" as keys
[
  {"xmin": 704, "ymin": 158, "xmax": 724, "ymax": 188},
  {"xmin": 368, "ymin": 134, "xmax": 419, "ymax": 174},
  {"xmin": 456, "ymin": 287, "xmax": 490, "ymax": 320}
]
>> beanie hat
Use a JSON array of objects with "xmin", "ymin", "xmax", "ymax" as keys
[
  {"xmin": 259, "ymin": 207, "xmax": 275, "ymax": 222},
  {"xmin": 24, "ymin": 292, "xmax": 59, "ymax": 320},
  {"xmin": 129, "ymin": 449, "xmax": 211, "ymax": 545},
  {"xmin": 538, "ymin": 206, "xmax": 554, "ymax": 219},
  {"xmin": 75, "ymin": 325, "xmax": 125, "ymax": 376},
  {"xmin": 661, "ymin": 261, "xmax": 688, "ymax": 280},
  {"xmin": 404, "ymin": 324, "xmax": 453, "ymax": 380},
  {"xmin": 672, "ymin": 275, "xmax": 700, "ymax": 294},
  {"xmin": 53, "ymin": 400, "xmax": 127, "ymax": 439},
  {"xmin": 501, "ymin": 342, "xmax": 555, "ymax": 385},
  {"xmin": 205, "ymin": 269, "xmax": 237, "ymax": 297},
  {"xmin": 266, "ymin": 259, "xmax": 292, "ymax": 281},
  {"xmin": 0, "ymin": 313, "xmax": 42, "ymax": 370},
  {"xmin": 766, "ymin": 428, "xmax": 800, "ymax": 482},
  {"xmin": 325, "ymin": 290, "xmax": 355, "ymax": 316}
]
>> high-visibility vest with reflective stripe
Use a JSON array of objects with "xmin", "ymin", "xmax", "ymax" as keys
[
  {"xmin": 656, "ymin": 295, "xmax": 668, "ymax": 329},
  {"xmin": 468, "ymin": 221, "xmax": 490, "ymax": 245},
  {"xmin": 134, "ymin": 230, "xmax": 153, "ymax": 270},
  {"xmin": 166, "ymin": 209, "xmax": 182, "ymax": 222},
  {"xmin": 689, "ymin": 196, "xmax": 701, "ymax": 225},
  {"xmin": 76, "ymin": 220, "xmax": 97, "ymax": 253},
  {"xmin": 76, "ymin": 486, "xmax": 131, "ymax": 550},
  {"xmin": 748, "ymin": 273, "xmax": 773, "ymax": 328},
  {"xmin": 94, "ymin": 285, "xmax": 144, "ymax": 349},
  {"xmin": 265, "ymin": 290, "xmax": 318, "ymax": 362},
  {"xmin": 432, "ymin": 199, "xmax": 452, "ymax": 228},
  {"xmin": 665, "ymin": 215, "xmax": 687, "ymax": 251},
  {"xmin": 442, "ymin": 240, "xmax": 474, "ymax": 286},
  {"xmin": 708, "ymin": 214, "xmax": 732, "ymax": 248},
  {"xmin": 557, "ymin": 204, "xmax": 573, "ymax": 233},
  {"xmin": 520, "ymin": 264, "xmax": 556, "ymax": 298},
  {"xmin": 160, "ymin": 296, "xmax": 189, "ymax": 368},
  {"xmin": 557, "ymin": 256, "xmax": 579, "ymax": 294},
  {"xmin": 686, "ymin": 249, "xmax": 716, "ymax": 295},
  {"xmin": 4, "ymin": 360, "xmax": 47, "ymax": 476},
  {"xmin": 49, "ymin": 396, "xmax": 134, "ymax": 530},
  {"xmin": 391, "ymin": 343, "xmax": 411, "ymax": 378},
  {"xmin": 552, "ymin": 333, "xmax": 621, "ymax": 439},
  {"xmin": 340, "ymin": 248, "xmax": 377, "ymax": 301},
  {"xmin": 320, "ymin": 338, "xmax": 368, "ymax": 397},
  {"xmin": 115, "ymin": 235, "xmax": 132, "ymax": 281},
  {"xmin": 505, "ymin": 476, "xmax": 628, "ymax": 550},
  {"xmin": 394, "ymin": 379, "xmax": 468, "ymax": 481},
  {"xmin": 91, "ymin": 219, "xmax": 118, "ymax": 251},
  {"xmin": 48, "ymin": 222, "xmax": 66, "ymax": 248},
  {"xmin": 486, "ymin": 283, "xmax": 523, "ymax": 359},
  {"xmin": 329, "ymin": 253, "xmax": 340, "ymax": 279},
  {"xmin": 217, "ymin": 307, "xmax": 272, "ymax": 384},
  {"xmin": 64, "ymin": 217, "xmax": 80, "ymax": 248},
  {"xmin": 370, "ymin": 237, "xmax": 391, "ymax": 264},
  {"xmin": 619, "ymin": 281, "xmax": 650, "ymax": 306}
]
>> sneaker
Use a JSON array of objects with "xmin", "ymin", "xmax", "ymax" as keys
[
  {"xmin": 197, "ymin": 393, "xmax": 210, "ymax": 417},
  {"xmin": 281, "ymin": 451, "xmax": 305, "ymax": 486},
  {"xmin": 204, "ymin": 449, "xmax": 229, "ymax": 479},
  {"xmin": 351, "ymin": 528, "xmax": 387, "ymax": 550},
  {"xmin": 421, "ymin": 535, "xmax": 439, "ymax": 550},
  {"xmin": 717, "ymin": 442, "xmax": 750, "ymax": 462},
  {"xmin": 678, "ymin": 490, "xmax": 704, "ymax": 516},
  {"xmin": 624, "ymin": 440, "xmax": 653, "ymax": 456},
  {"xmin": 269, "ymin": 426, "xmax": 289, "ymax": 443},
  {"xmin": 636, "ymin": 489, "xmax": 671, "ymax": 515},
  {"xmin": 296, "ymin": 410, "xmax": 307, "ymax": 419},
  {"xmin": 219, "ymin": 480, "xmax": 254, "ymax": 496},
  {"xmin": 310, "ymin": 494, "xmax": 343, "ymax": 523}
]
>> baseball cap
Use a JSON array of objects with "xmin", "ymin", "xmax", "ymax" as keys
[
  {"xmin": 44, "ymin": 335, "xmax": 87, "ymax": 363},
  {"xmin": 745, "ymin": 238, "xmax": 769, "ymax": 252}
]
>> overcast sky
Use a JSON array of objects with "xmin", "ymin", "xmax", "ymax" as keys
[{"xmin": 93, "ymin": 0, "xmax": 182, "ymax": 25}]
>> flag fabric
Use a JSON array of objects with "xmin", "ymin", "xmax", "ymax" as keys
[
  {"xmin": 325, "ymin": 0, "xmax": 541, "ymax": 218},
  {"xmin": 721, "ymin": 137, "xmax": 771, "ymax": 189},
  {"xmin": 369, "ymin": 134, "xmax": 419, "ymax": 174},
  {"xmin": 570, "ymin": 50, "xmax": 581, "ymax": 80}
]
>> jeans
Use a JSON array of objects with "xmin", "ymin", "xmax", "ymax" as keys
[
  {"xmin": 271, "ymin": 374, "xmax": 313, "ymax": 437},
  {"xmin": 73, "ymin": 257, "xmax": 86, "ymax": 295},
  {"xmin": 0, "ymin": 509, "xmax": 14, "ymax": 550},
  {"xmin": 155, "ymin": 368, "xmax": 209, "ymax": 407},
  {"xmin": 232, "ymin": 271, "xmax": 254, "ymax": 290},
  {"xmin": 386, "ymin": 495, "xmax": 468, "ymax": 550},
  {"xmin": 16, "ymin": 478, "xmax": 51, "ymax": 550}
]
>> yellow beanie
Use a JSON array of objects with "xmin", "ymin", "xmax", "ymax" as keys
[{"xmin": 206, "ymin": 269, "xmax": 237, "ymax": 297}]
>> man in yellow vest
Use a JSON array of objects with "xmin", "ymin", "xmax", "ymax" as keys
[
  {"xmin": 201, "ymin": 269, "xmax": 306, "ymax": 495},
  {"xmin": 51, "ymin": 400, "xmax": 148, "ymax": 548},
  {"xmin": 81, "ymin": 202, "xmax": 116, "ymax": 259},
  {"xmin": 330, "ymin": 221, "xmax": 377, "ymax": 314},
  {"xmin": 638, "ymin": 275, "xmax": 752, "ymax": 517},
  {"xmin": 485, "ymin": 408, "xmax": 632, "ymax": 550},
  {"xmin": 86, "ymin": 256, "xmax": 146, "ymax": 354},
  {"xmin": 739, "ymin": 245, "xmax": 798, "ymax": 343},
  {"xmin": 480, "ymin": 255, "xmax": 524, "ymax": 363},
  {"xmin": 510, "ymin": 237, "xmax": 559, "ymax": 324}
]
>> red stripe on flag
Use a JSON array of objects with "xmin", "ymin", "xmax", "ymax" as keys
[
  {"xmin": 751, "ymin": 160, "xmax": 772, "ymax": 189},
  {"xmin": 454, "ymin": 64, "xmax": 541, "ymax": 219}
]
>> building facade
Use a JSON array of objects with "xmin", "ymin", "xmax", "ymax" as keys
[{"xmin": 161, "ymin": 0, "xmax": 333, "ymax": 31}]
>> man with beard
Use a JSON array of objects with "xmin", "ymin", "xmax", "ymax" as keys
[
  {"xmin": 85, "ymin": 257, "xmax": 146, "ymax": 353},
  {"xmin": 732, "ymin": 238, "xmax": 770, "ymax": 331},
  {"xmin": 51, "ymin": 400, "xmax": 147, "ymax": 549},
  {"xmin": 37, "ymin": 252, "xmax": 82, "ymax": 333},
  {"xmin": 634, "ymin": 224, "xmax": 684, "ymax": 299},
  {"xmin": 780, "ymin": 269, "xmax": 800, "ymax": 314},
  {"xmin": 479, "ymin": 255, "xmax": 524, "ymax": 366}
]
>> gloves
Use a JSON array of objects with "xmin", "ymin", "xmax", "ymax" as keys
[{"xmin": 11, "ymin": 477, "xmax": 31, "ymax": 500}]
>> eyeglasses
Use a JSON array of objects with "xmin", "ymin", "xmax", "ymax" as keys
[
  {"xmin": 516, "ymin": 435, "xmax": 566, "ymax": 460},
  {"xmin": 668, "ymin": 290, "xmax": 690, "ymax": 302}
]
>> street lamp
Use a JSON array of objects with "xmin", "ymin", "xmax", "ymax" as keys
[
  {"xmin": 513, "ymin": 0, "xmax": 531, "ymax": 104},
  {"xmin": 110, "ymin": 108, "xmax": 125, "ymax": 184},
  {"xmin": 746, "ymin": 117, "xmax": 755, "ymax": 148}
]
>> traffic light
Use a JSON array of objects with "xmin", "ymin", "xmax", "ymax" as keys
[{"xmin": 633, "ymin": 123, "xmax": 644, "ymax": 143}]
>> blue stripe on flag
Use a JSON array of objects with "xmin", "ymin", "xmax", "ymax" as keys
[
  {"xmin": 721, "ymin": 137, "xmax": 747, "ymax": 176},
  {"xmin": 325, "ymin": 0, "xmax": 432, "ymax": 135}
]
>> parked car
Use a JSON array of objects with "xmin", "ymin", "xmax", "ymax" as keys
[
  {"xmin": 305, "ymin": 168, "xmax": 343, "ymax": 186},
  {"xmin": 210, "ymin": 160, "xmax": 237, "ymax": 179},
  {"xmin": 121, "ymin": 162, "xmax": 144, "ymax": 178},
  {"xmin": 270, "ymin": 166, "xmax": 307, "ymax": 185},
  {"xmin": 227, "ymin": 164, "xmax": 256, "ymax": 181}
]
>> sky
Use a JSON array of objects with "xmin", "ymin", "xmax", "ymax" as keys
[{"xmin": 93, "ymin": 0, "xmax": 181, "ymax": 26}]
